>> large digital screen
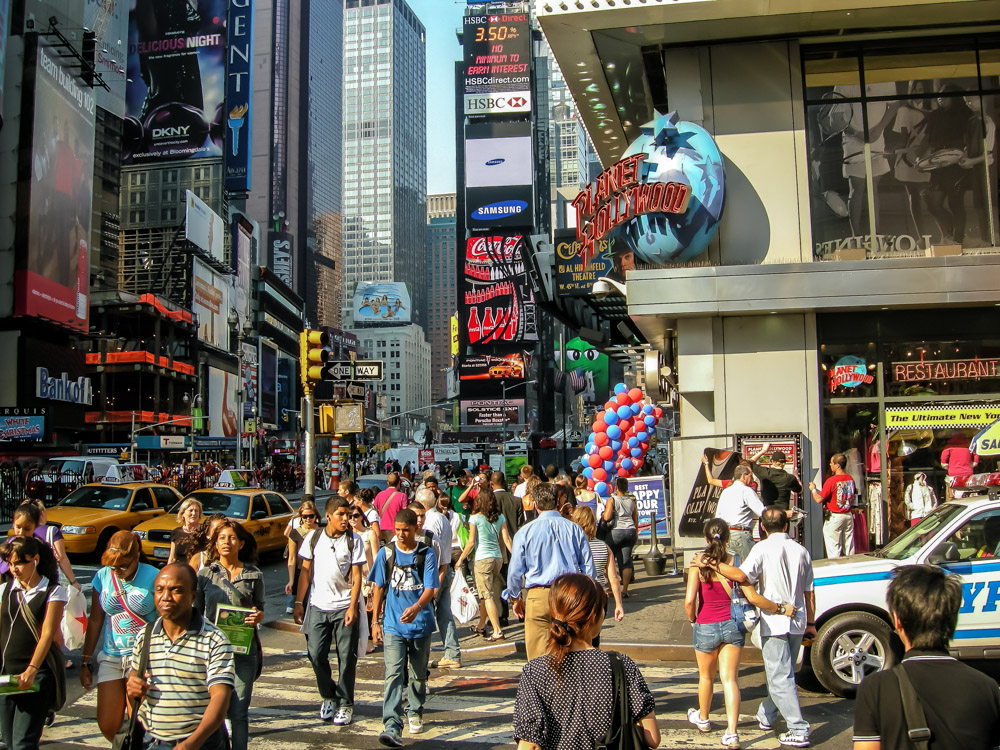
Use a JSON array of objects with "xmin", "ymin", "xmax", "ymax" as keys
[
  {"xmin": 461, "ymin": 398, "xmax": 524, "ymax": 427},
  {"xmin": 208, "ymin": 367, "xmax": 239, "ymax": 438},
  {"xmin": 15, "ymin": 37, "xmax": 95, "ymax": 335},
  {"xmin": 192, "ymin": 258, "xmax": 229, "ymax": 349},
  {"xmin": 461, "ymin": 235, "xmax": 537, "ymax": 345},
  {"xmin": 462, "ymin": 10, "xmax": 530, "ymax": 96},
  {"xmin": 123, "ymin": 0, "xmax": 226, "ymax": 164},
  {"xmin": 259, "ymin": 340, "xmax": 277, "ymax": 428},
  {"xmin": 465, "ymin": 122, "xmax": 533, "ymax": 187},
  {"xmin": 459, "ymin": 352, "xmax": 526, "ymax": 381},
  {"xmin": 352, "ymin": 282, "xmax": 411, "ymax": 324}
]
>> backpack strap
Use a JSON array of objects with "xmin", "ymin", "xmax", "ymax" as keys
[
  {"xmin": 893, "ymin": 663, "xmax": 931, "ymax": 750},
  {"xmin": 382, "ymin": 542, "xmax": 428, "ymax": 585}
]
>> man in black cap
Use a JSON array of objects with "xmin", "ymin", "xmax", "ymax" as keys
[{"xmin": 750, "ymin": 448, "xmax": 803, "ymax": 511}]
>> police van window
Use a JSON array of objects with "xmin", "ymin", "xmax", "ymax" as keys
[
  {"xmin": 881, "ymin": 503, "xmax": 966, "ymax": 559},
  {"xmin": 930, "ymin": 508, "xmax": 1000, "ymax": 562}
]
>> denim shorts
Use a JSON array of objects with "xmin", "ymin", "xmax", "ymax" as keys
[{"xmin": 692, "ymin": 619, "xmax": 745, "ymax": 653}]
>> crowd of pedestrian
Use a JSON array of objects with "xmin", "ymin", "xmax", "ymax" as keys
[{"xmin": 1, "ymin": 452, "xmax": 998, "ymax": 750}]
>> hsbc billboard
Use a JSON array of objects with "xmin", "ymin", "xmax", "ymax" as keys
[{"xmin": 464, "ymin": 91, "xmax": 531, "ymax": 115}]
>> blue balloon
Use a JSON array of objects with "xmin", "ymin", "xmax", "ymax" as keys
[
  {"xmin": 603, "ymin": 460, "xmax": 615, "ymax": 473},
  {"xmin": 628, "ymin": 437, "xmax": 639, "ymax": 448},
  {"xmin": 606, "ymin": 425, "xmax": 622, "ymax": 440},
  {"xmin": 631, "ymin": 448, "xmax": 643, "ymax": 458},
  {"xmin": 644, "ymin": 415, "xmax": 656, "ymax": 427},
  {"xmin": 588, "ymin": 432, "xmax": 597, "ymax": 443},
  {"xmin": 621, "ymin": 458, "xmax": 633, "ymax": 470},
  {"xmin": 616, "ymin": 405, "xmax": 632, "ymax": 420},
  {"xmin": 583, "ymin": 467, "xmax": 594, "ymax": 479},
  {"xmin": 594, "ymin": 481, "xmax": 609, "ymax": 496},
  {"xmin": 586, "ymin": 443, "xmax": 597, "ymax": 455},
  {"xmin": 614, "ymin": 383, "xmax": 628, "ymax": 395},
  {"xmin": 630, "ymin": 403, "xmax": 642, "ymax": 415},
  {"xmin": 637, "ymin": 431, "xmax": 649, "ymax": 442},
  {"xmin": 642, "ymin": 404, "xmax": 654, "ymax": 415},
  {"xmin": 603, "ymin": 411, "xmax": 619, "ymax": 426},
  {"xmin": 611, "ymin": 440, "xmax": 623, "ymax": 451}
]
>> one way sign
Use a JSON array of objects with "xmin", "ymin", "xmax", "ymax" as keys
[
  {"xmin": 321, "ymin": 360, "xmax": 384, "ymax": 382},
  {"xmin": 354, "ymin": 361, "xmax": 384, "ymax": 380}
]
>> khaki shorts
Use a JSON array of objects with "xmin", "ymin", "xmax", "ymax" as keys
[
  {"xmin": 95, "ymin": 649, "xmax": 131, "ymax": 684},
  {"xmin": 473, "ymin": 557, "xmax": 502, "ymax": 601}
]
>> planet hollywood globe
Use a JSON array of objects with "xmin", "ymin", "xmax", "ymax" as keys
[{"xmin": 615, "ymin": 110, "xmax": 726, "ymax": 264}]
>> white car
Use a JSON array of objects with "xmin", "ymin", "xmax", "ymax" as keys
[{"xmin": 809, "ymin": 491, "xmax": 1000, "ymax": 698}]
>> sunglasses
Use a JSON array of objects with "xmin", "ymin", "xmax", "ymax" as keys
[
  {"xmin": 350, "ymin": 513, "xmax": 363, "ymax": 519},
  {"xmin": 301, "ymin": 514, "xmax": 317, "ymax": 520},
  {"xmin": 112, "ymin": 560, "xmax": 136, "ymax": 573}
]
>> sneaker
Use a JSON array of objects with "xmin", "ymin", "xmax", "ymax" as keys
[
  {"xmin": 757, "ymin": 716, "xmax": 774, "ymax": 731},
  {"xmin": 721, "ymin": 732, "xmax": 740, "ymax": 749},
  {"xmin": 378, "ymin": 728, "xmax": 404, "ymax": 748},
  {"xmin": 285, "ymin": 606, "xmax": 294, "ymax": 615},
  {"xmin": 435, "ymin": 658, "xmax": 462, "ymax": 669},
  {"xmin": 408, "ymin": 715, "xmax": 424, "ymax": 734},
  {"xmin": 333, "ymin": 707, "xmax": 354, "ymax": 726},
  {"xmin": 320, "ymin": 699, "xmax": 335, "ymax": 721},
  {"xmin": 45, "ymin": 712, "xmax": 55, "ymax": 728},
  {"xmin": 687, "ymin": 708, "xmax": 711, "ymax": 733},
  {"xmin": 778, "ymin": 731, "xmax": 810, "ymax": 748}
]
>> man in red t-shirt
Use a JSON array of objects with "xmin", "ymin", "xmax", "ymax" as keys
[
  {"xmin": 374, "ymin": 473, "xmax": 409, "ymax": 543},
  {"xmin": 808, "ymin": 453, "xmax": 856, "ymax": 559}
]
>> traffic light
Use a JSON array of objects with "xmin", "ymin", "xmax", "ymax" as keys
[{"xmin": 299, "ymin": 329, "xmax": 330, "ymax": 383}]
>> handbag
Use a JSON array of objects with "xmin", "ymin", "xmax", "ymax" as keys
[
  {"xmin": 597, "ymin": 651, "xmax": 648, "ymax": 750},
  {"xmin": 716, "ymin": 556, "xmax": 759, "ymax": 634},
  {"xmin": 597, "ymin": 498, "xmax": 617, "ymax": 541},
  {"xmin": 12, "ymin": 584, "xmax": 66, "ymax": 712},
  {"xmin": 111, "ymin": 620, "xmax": 154, "ymax": 750}
]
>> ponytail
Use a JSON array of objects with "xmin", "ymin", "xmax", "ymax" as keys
[
  {"xmin": 546, "ymin": 574, "xmax": 607, "ymax": 673},
  {"xmin": 700, "ymin": 518, "xmax": 730, "ymax": 584}
]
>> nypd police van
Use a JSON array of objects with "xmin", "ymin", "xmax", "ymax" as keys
[{"xmin": 808, "ymin": 488, "xmax": 1000, "ymax": 698}]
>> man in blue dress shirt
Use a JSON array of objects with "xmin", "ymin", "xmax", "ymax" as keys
[{"xmin": 506, "ymin": 483, "xmax": 597, "ymax": 660}]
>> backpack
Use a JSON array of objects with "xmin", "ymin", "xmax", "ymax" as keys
[
  {"xmin": 307, "ymin": 529, "xmax": 356, "ymax": 583},
  {"xmin": 382, "ymin": 542, "xmax": 429, "ymax": 588}
]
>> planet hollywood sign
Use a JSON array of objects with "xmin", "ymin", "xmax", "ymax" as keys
[{"xmin": 571, "ymin": 153, "xmax": 690, "ymax": 261}]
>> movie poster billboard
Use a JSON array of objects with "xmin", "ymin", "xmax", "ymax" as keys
[
  {"xmin": 459, "ymin": 352, "xmax": 526, "ymax": 381},
  {"xmin": 208, "ymin": 367, "xmax": 239, "ymax": 438},
  {"xmin": 224, "ymin": 0, "xmax": 253, "ymax": 192},
  {"xmin": 123, "ymin": 0, "xmax": 226, "ymax": 164},
  {"xmin": 192, "ymin": 258, "xmax": 229, "ymax": 349},
  {"xmin": 677, "ymin": 448, "xmax": 741, "ymax": 537},
  {"xmin": 554, "ymin": 228, "xmax": 614, "ymax": 295},
  {"xmin": 461, "ymin": 398, "xmax": 524, "ymax": 426},
  {"xmin": 185, "ymin": 190, "xmax": 224, "ymax": 262},
  {"xmin": 461, "ymin": 235, "xmax": 537, "ymax": 345},
  {"xmin": 85, "ymin": 0, "xmax": 128, "ymax": 116},
  {"xmin": 352, "ymin": 282, "xmax": 411, "ymax": 324},
  {"xmin": 15, "ymin": 36, "xmax": 95, "ymax": 335}
]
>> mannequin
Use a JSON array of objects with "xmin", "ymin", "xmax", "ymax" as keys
[{"xmin": 904, "ymin": 472, "xmax": 938, "ymax": 525}]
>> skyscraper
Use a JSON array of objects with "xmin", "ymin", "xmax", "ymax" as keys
[
  {"xmin": 426, "ymin": 193, "xmax": 456, "ymax": 402},
  {"xmin": 342, "ymin": 0, "xmax": 427, "ymax": 328}
]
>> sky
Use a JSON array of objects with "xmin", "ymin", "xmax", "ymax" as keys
[{"xmin": 408, "ymin": 0, "xmax": 466, "ymax": 196}]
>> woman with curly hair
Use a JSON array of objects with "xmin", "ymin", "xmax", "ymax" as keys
[{"xmin": 454, "ymin": 486, "xmax": 512, "ymax": 640}]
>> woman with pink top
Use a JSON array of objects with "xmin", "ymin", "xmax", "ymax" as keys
[{"xmin": 684, "ymin": 519, "xmax": 796, "ymax": 749}]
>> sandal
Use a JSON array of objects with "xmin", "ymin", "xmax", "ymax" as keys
[
  {"xmin": 486, "ymin": 632, "xmax": 506, "ymax": 642},
  {"xmin": 471, "ymin": 626, "xmax": 486, "ymax": 636}
]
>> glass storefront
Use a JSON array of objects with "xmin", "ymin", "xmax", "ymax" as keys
[
  {"xmin": 819, "ymin": 308, "xmax": 1000, "ymax": 544},
  {"xmin": 804, "ymin": 36, "xmax": 1000, "ymax": 259}
]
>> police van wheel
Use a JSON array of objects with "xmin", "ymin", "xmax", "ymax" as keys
[{"xmin": 810, "ymin": 611, "xmax": 894, "ymax": 698}]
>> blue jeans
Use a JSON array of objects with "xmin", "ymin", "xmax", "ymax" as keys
[
  {"xmin": 758, "ymin": 633, "xmax": 809, "ymax": 735},
  {"xmin": 692, "ymin": 619, "xmax": 745, "ymax": 653},
  {"xmin": 435, "ymin": 568, "xmax": 461, "ymax": 662},
  {"xmin": 142, "ymin": 726, "xmax": 227, "ymax": 750},
  {"xmin": 229, "ymin": 647, "xmax": 260, "ymax": 750},
  {"xmin": 382, "ymin": 632, "xmax": 432, "ymax": 733},
  {"xmin": 306, "ymin": 606, "xmax": 359, "ymax": 706}
]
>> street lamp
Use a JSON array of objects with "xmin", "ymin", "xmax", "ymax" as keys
[
  {"xmin": 229, "ymin": 308, "xmax": 255, "ymax": 469},
  {"xmin": 183, "ymin": 392, "xmax": 203, "ymax": 460}
]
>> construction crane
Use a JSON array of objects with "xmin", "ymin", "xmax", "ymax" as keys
[{"xmin": 89, "ymin": 0, "xmax": 116, "ymax": 42}]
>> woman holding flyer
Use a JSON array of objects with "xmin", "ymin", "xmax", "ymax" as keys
[
  {"xmin": 79, "ymin": 530, "xmax": 158, "ymax": 741},
  {"xmin": 196, "ymin": 520, "xmax": 265, "ymax": 750}
]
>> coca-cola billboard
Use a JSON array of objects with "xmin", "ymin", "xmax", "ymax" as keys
[{"xmin": 461, "ymin": 235, "xmax": 537, "ymax": 345}]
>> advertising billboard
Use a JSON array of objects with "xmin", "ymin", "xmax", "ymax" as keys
[
  {"xmin": 241, "ymin": 340, "xmax": 257, "ymax": 419},
  {"xmin": 461, "ymin": 398, "xmax": 524, "ymax": 426},
  {"xmin": 465, "ymin": 121, "xmax": 533, "ymax": 188},
  {"xmin": 224, "ymin": 0, "xmax": 254, "ymax": 193},
  {"xmin": 268, "ymin": 231, "xmax": 294, "ymax": 289},
  {"xmin": 208, "ymin": 367, "xmax": 239, "ymax": 438},
  {"xmin": 461, "ymin": 235, "xmax": 537, "ymax": 344},
  {"xmin": 467, "ymin": 185, "xmax": 534, "ymax": 229},
  {"xmin": 554, "ymin": 228, "xmax": 615, "ymax": 295},
  {"xmin": 352, "ymin": 282, "xmax": 411, "ymax": 324},
  {"xmin": 232, "ymin": 220, "xmax": 253, "ymax": 321},
  {"xmin": 259, "ymin": 339, "xmax": 278, "ymax": 428},
  {"xmin": 123, "ymin": 0, "xmax": 226, "ymax": 164},
  {"xmin": 462, "ymin": 10, "xmax": 530, "ymax": 96},
  {"xmin": 464, "ymin": 91, "xmax": 530, "ymax": 116},
  {"xmin": 185, "ymin": 190, "xmax": 224, "ymax": 262},
  {"xmin": 459, "ymin": 352, "xmax": 526, "ymax": 381},
  {"xmin": 192, "ymin": 258, "xmax": 229, "ymax": 349},
  {"xmin": 85, "ymin": 0, "xmax": 128, "ymax": 116},
  {"xmin": 15, "ymin": 36, "xmax": 95, "ymax": 335}
]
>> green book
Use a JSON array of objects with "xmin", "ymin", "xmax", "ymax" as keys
[
  {"xmin": 214, "ymin": 605, "xmax": 255, "ymax": 655},
  {"xmin": 0, "ymin": 674, "xmax": 40, "ymax": 694}
]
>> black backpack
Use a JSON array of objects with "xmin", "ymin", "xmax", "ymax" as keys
[{"xmin": 382, "ymin": 542, "xmax": 429, "ymax": 586}]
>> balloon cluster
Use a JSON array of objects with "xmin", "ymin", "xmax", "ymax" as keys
[{"xmin": 580, "ymin": 383, "xmax": 664, "ymax": 501}]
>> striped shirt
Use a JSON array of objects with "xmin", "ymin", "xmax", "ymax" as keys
[
  {"xmin": 132, "ymin": 612, "xmax": 235, "ymax": 741},
  {"xmin": 589, "ymin": 539, "xmax": 611, "ymax": 592}
]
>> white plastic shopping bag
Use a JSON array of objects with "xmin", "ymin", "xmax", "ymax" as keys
[
  {"xmin": 450, "ymin": 571, "xmax": 479, "ymax": 625},
  {"xmin": 61, "ymin": 585, "xmax": 87, "ymax": 651}
]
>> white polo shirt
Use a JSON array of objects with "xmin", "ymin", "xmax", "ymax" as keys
[
  {"xmin": 716, "ymin": 480, "xmax": 765, "ymax": 529},
  {"xmin": 739, "ymin": 532, "xmax": 814, "ymax": 636}
]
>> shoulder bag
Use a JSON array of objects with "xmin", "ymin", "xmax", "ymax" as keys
[
  {"xmin": 893, "ymin": 662, "xmax": 962, "ymax": 750},
  {"xmin": 715, "ymin": 556, "xmax": 759, "ymax": 634},
  {"xmin": 111, "ymin": 620, "xmax": 155, "ymax": 750},
  {"xmin": 110, "ymin": 569, "xmax": 150, "ymax": 629},
  {"xmin": 597, "ymin": 651, "xmax": 648, "ymax": 750},
  {"xmin": 13, "ymin": 583, "xmax": 67, "ymax": 712}
]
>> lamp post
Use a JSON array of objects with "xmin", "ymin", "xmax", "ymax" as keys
[
  {"xmin": 184, "ymin": 392, "xmax": 202, "ymax": 460},
  {"xmin": 229, "ymin": 308, "xmax": 254, "ymax": 469}
]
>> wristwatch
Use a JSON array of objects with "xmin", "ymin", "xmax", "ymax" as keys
[{"xmin": 775, "ymin": 603, "xmax": 786, "ymax": 615}]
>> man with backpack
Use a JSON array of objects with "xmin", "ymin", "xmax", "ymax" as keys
[
  {"xmin": 369, "ymin": 508, "xmax": 439, "ymax": 747},
  {"xmin": 293, "ymin": 496, "xmax": 366, "ymax": 726},
  {"xmin": 375, "ymin": 473, "xmax": 410, "ymax": 544}
]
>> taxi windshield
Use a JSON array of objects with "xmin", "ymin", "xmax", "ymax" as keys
[
  {"xmin": 172, "ymin": 492, "xmax": 250, "ymax": 519},
  {"xmin": 879, "ymin": 503, "xmax": 967, "ymax": 560},
  {"xmin": 59, "ymin": 486, "xmax": 131, "ymax": 510}
]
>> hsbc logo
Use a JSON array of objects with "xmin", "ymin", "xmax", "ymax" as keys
[{"xmin": 464, "ymin": 91, "xmax": 531, "ymax": 115}]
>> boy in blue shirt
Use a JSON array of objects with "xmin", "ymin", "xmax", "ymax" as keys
[{"xmin": 370, "ymin": 508, "xmax": 439, "ymax": 747}]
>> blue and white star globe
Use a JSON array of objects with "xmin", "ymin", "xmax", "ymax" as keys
[{"xmin": 615, "ymin": 111, "xmax": 726, "ymax": 264}]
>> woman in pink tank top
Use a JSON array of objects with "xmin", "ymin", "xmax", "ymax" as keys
[{"xmin": 684, "ymin": 519, "xmax": 796, "ymax": 749}]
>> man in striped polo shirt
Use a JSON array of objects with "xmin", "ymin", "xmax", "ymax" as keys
[{"xmin": 127, "ymin": 563, "xmax": 235, "ymax": 750}]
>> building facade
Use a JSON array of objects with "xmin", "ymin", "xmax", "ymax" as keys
[
  {"xmin": 342, "ymin": 0, "xmax": 427, "ymax": 327},
  {"xmin": 426, "ymin": 193, "xmax": 457, "ymax": 403}
]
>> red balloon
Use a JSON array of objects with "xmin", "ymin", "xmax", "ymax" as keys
[
  {"xmin": 654, "ymin": 407, "xmax": 664, "ymax": 418},
  {"xmin": 615, "ymin": 393, "xmax": 630, "ymax": 406},
  {"xmin": 604, "ymin": 401, "xmax": 616, "ymax": 411},
  {"xmin": 634, "ymin": 458, "xmax": 644, "ymax": 468},
  {"xmin": 593, "ymin": 468, "xmax": 607, "ymax": 482},
  {"xmin": 593, "ymin": 419, "xmax": 607, "ymax": 433},
  {"xmin": 587, "ymin": 478, "xmax": 595, "ymax": 489},
  {"xmin": 628, "ymin": 388, "xmax": 643, "ymax": 403},
  {"xmin": 618, "ymin": 419, "xmax": 632, "ymax": 433},
  {"xmin": 594, "ymin": 432, "xmax": 609, "ymax": 447},
  {"xmin": 588, "ymin": 454, "xmax": 602, "ymax": 468},
  {"xmin": 640, "ymin": 442, "xmax": 649, "ymax": 451},
  {"xmin": 598, "ymin": 446, "xmax": 614, "ymax": 461}
]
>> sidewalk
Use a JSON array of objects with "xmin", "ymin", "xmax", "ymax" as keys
[{"xmin": 264, "ymin": 557, "xmax": 763, "ymax": 664}]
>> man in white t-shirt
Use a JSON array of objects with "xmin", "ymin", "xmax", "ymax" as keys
[
  {"xmin": 293, "ymin": 496, "xmax": 366, "ymax": 726},
  {"xmin": 512, "ymin": 465, "xmax": 534, "ymax": 499}
]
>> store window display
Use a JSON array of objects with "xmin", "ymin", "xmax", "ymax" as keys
[{"xmin": 904, "ymin": 472, "xmax": 938, "ymax": 526}]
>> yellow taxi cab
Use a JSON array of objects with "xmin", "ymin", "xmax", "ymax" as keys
[
  {"xmin": 36, "ymin": 465, "xmax": 181, "ymax": 556},
  {"xmin": 133, "ymin": 470, "xmax": 295, "ymax": 563}
]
